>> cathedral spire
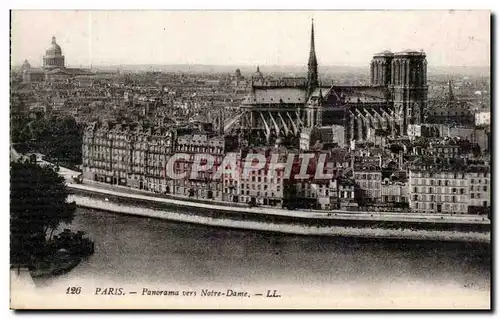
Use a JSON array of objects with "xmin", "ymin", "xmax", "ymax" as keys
[{"xmin": 307, "ymin": 19, "xmax": 318, "ymax": 95}]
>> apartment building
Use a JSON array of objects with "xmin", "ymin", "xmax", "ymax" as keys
[
  {"xmin": 82, "ymin": 121, "xmax": 236, "ymax": 200},
  {"xmin": 238, "ymin": 148, "xmax": 286, "ymax": 207},
  {"xmin": 408, "ymin": 160, "xmax": 490, "ymax": 215},
  {"xmin": 353, "ymin": 166, "xmax": 382, "ymax": 204}
]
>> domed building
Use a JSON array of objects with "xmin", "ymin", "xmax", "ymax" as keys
[
  {"xmin": 43, "ymin": 36, "xmax": 65, "ymax": 69},
  {"xmin": 251, "ymin": 66, "xmax": 264, "ymax": 82},
  {"xmin": 22, "ymin": 36, "xmax": 92, "ymax": 83}
]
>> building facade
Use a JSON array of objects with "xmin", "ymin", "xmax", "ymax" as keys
[{"xmin": 408, "ymin": 163, "xmax": 490, "ymax": 214}]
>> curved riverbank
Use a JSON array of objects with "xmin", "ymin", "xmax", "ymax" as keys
[
  {"xmin": 68, "ymin": 192, "xmax": 490, "ymax": 243},
  {"xmin": 68, "ymin": 182, "xmax": 490, "ymax": 224}
]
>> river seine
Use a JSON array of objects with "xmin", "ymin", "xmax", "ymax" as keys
[{"xmin": 32, "ymin": 208, "xmax": 491, "ymax": 308}]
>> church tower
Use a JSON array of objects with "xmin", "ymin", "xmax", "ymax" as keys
[
  {"xmin": 370, "ymin": 51, "xmax": 394, "ymax": 87},
  {"xmin": 307, "ymin": 19, "xmax": 318, "ymax": 96},
  {"xmin": 391, "ymin": 50, "xmax": 428, "ymax": 135}
]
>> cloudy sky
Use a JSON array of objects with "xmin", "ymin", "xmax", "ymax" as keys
[{"xmin": 11, "ymin": 10, "xmax": 490, "ymax": 68}]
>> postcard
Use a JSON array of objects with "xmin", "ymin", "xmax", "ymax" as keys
[{"xmin": 10, "ymin": 10, "xmax": 491, "ymax": 310}]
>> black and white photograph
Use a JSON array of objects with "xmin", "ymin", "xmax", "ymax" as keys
[{"xmin": 8, "ymin": 10, "xmax": 491, "ymax": 309}]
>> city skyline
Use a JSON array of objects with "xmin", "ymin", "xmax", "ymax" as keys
[{"xmin": 11, "ymin": 10, "xmax": 490, "ymax": 68}]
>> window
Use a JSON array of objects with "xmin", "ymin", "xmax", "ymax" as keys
[
  {"xmin": 483, "ymin": 186, "xmax": 487, "ymax": 192},
  {"xmin": 471, "ymin": 193, "xmax": 475, "ymax": 199}
]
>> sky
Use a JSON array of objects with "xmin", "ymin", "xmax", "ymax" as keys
[{"xmin": 10, "ymin": 10, "xmax": 490, "ymax": 68}]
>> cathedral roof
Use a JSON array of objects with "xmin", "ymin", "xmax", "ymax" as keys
[
  {"xmin": 242, "ymin": 87, "xmax": 306, "ymax": 105},
  {"xmin": 324, "ymin": 86, "xmax": 388, "ymax": 104},
  {"xmin": 308, "ymin": 87, "xmax": 332, "ymax": 98}
]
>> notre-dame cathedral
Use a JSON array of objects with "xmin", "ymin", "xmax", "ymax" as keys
[{"xmin": 234, "ymin": 20, "xmax": 428, "ymax": 147}]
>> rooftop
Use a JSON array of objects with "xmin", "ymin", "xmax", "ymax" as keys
[{"xmin": 242, "ymin": 87, "xmax": 306, "ymax": 105}]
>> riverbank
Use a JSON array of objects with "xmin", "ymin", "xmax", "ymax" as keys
[
  {"xmin": 29, "ymin": 255, "xmax": 82, "ymax": 278},
  {"xmin": 67, "ymin": 183, "xmax": 490, "ymax": 243},
  {"xmin": 69, "ymin": 181, "xmax": 490, "ymax": 225}
]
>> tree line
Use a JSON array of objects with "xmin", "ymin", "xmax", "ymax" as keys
[{"xmin": 11, "ymin": 115, "xmax": 83, "ymax": 167}]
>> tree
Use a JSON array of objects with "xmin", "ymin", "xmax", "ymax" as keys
[
  {"xmin": 10, "ymin": 161, "xmax": 76, "ymax": 265},
  {"xmin": 10, "ymin": 115, "xmax": 83, "ymax": 167}
]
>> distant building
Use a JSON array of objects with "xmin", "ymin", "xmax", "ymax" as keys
[
  {"xmin": 300, "ymin": 125, "xmax": 346, "ymax": 150},
  {"xmin": 22, "ymin": 36, "xmax": 93, "ymax": 83},
  {"xmin": 426, "ymin": 81, "xmax": 475, "ymax": 126}
]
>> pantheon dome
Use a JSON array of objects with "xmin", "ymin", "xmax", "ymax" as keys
[{"xmin": 43, "ymin": 36, "xmax": 65, "ymax": 69}]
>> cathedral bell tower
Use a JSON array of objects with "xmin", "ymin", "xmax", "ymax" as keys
[{"xmin": 391, "ymin": 50, "xmax": 427, "ymax": 135}]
